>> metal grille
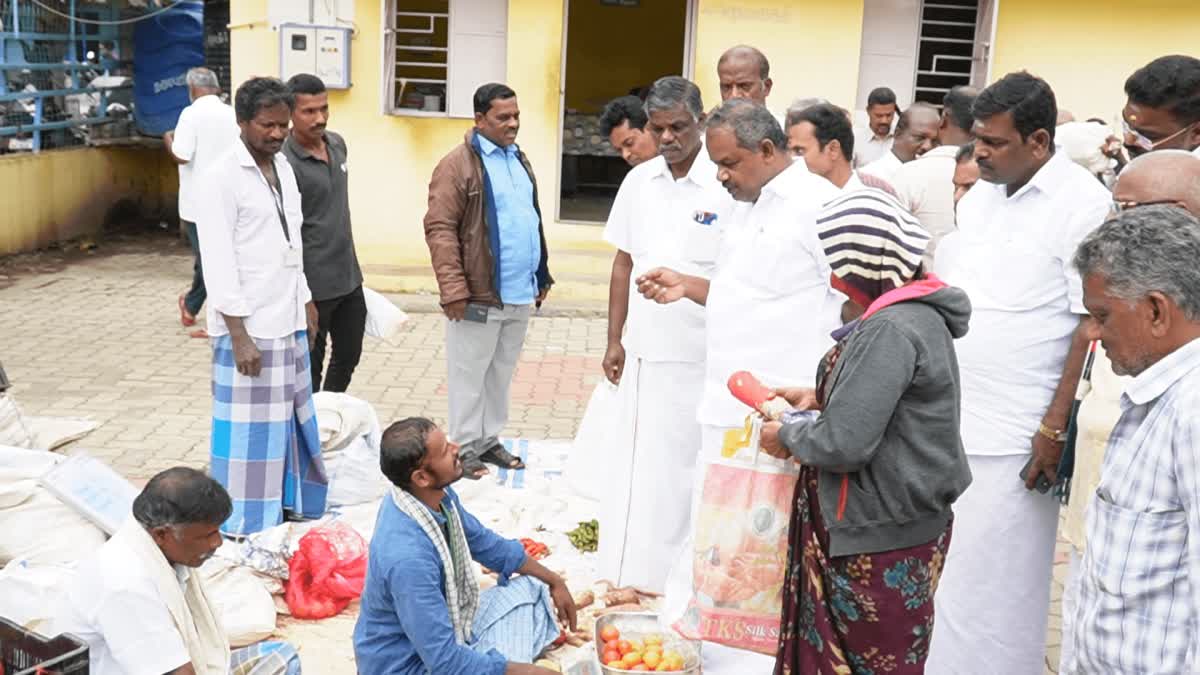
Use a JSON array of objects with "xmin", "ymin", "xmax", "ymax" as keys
[
  {"xmin": 0, "ymin": 0, "xmax": 134, "ymax": 153},
  {"xmin": 386, "ymin": 0, "xmax": 449, "ymax": 113},
  {"xmin": 913, "ymin": 0, "xmax": 979, "ymax": 106},
  {"xmin": 203, "ymin": 0, "xmax": 231, "ymax": 97}
]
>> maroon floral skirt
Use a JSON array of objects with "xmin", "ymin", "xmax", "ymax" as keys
[{"xmin": 774, "ymin": 467, "xmax": 952, "ymax": 675}]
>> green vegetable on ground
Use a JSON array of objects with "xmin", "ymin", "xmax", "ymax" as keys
[{"xmin": 566, "ymin": 519, "xmax": 599, "ymax": 552}]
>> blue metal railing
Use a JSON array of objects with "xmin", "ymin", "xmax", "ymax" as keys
[{"xmin": 0, "ymin": 0, "xmax": 124, "ymax": 152}]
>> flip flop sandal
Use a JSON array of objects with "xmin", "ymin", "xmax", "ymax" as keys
[
  {"xmin": 459, "ymin": 450, "xmax": 491, "ymax": 480},
  {"xmin": 479, "ymin": 442, "xmax": 526, "ymax": 471},
  {"xmin": 178, "ymin": 294, "xmax": 197, "ymax": 327}
]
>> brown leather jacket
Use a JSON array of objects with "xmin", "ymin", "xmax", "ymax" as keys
[{"xmin": 423, "ymin": 129, "xmax": 553, "ymax": 308}]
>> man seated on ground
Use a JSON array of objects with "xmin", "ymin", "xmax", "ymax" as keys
[
  {"xmin": 354, "ymin": 417, "xmax": 577, "ymax": 675},
  {"xmin": 600, "ymin": 95, "xmax": 659, "ymax": 167},
  {"xmin": 55, "ymin": 467, "xmax": 302, "ymax": 675}
]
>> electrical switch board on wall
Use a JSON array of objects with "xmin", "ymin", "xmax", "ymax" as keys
[{"xmin": 279, "ymin": 23, "xmax": 352, "ymax": 89}]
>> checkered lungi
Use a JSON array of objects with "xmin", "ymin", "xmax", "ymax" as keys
[
  {"xmin": 210, "ymin": 330, "xmax": 327, "ymax": 537},
  {"xmin": 229, "ymin": 640, "xmax": 302, "ymax": 675}
]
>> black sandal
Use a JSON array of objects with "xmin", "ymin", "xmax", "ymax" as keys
[
  {"xmin": 458, "ymin": 449, "xmax": 491, "ymax": 480},
  {"xmin": 479, "ymin": 441, "xmax": 526, "ymax": 470}
]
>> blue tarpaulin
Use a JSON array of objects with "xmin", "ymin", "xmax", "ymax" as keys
[{"xmin": 132, "ymin": 1, "xmax": 204, "ymax": 135}]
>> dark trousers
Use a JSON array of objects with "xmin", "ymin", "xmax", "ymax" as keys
[
  {"xmin": 183, "ymin": 220, "xmax": 206, "ymax": 316},
  {"xmin": 312, "ymin": 285, "xmax": 367, "ymax": 393}
]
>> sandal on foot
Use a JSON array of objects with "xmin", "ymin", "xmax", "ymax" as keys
[
  {"xmin": 178, "ymin": 294, "xmax": 197, "ymax": 327},
  {"xmin": 479, "ymin": 441, "xmax": 526, "ymax": 470},
  {"xmin": 459, "ymin": 450, "xmax": 490, "ymax": 480}
]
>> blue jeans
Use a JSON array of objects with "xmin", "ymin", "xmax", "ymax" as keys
[{"xmin": 183, "ymin": 220, "xmax": 206, "ymax": 316}]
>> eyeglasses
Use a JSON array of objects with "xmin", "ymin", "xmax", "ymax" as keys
[
  {"xmin": 1122, "ymin": 118, "xmax": 1197, "ymax": 153},
  {"xmin": 1111, "ymin": 198, "xmax": 1183, "ymax": 213}
]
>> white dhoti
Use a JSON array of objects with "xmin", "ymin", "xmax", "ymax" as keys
[
  {"xmin": 660, "ymin": 424, "xmax": 777, "ymax": 675},
  {"xmin": 598, "ymin": 357, "xmax": 704, "ymax": 593},
  {"xmin": 926, "ymin": 452, "xmax": 1061, "ymax": 675}
]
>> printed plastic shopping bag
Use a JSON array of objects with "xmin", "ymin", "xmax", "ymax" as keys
[{"xmin": 673, "ymin": 416, "xmax": 799, "ymax": 655}]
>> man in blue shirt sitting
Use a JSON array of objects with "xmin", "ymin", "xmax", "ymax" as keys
[{"xmin": 353, "ymin": 417, "xmax": 576, "ymax": 675}]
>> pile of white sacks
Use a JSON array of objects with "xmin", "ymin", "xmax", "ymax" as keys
[{"xmin": 0, "ymin": 389, "xmax": 608, "ymax": 653}]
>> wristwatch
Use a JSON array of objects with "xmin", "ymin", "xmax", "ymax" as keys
[{"xmin": 1037, "ymin": 422, "xmax": 1068, "ymax": 443}]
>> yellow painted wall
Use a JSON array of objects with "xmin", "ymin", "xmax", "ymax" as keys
[
  {"xmin": 564, "ymin": 0, "xmax": 687, "ymax": 113},
  {"xmin": 228, "ymin": 0, "xmax": 866, "ymax": 296},
  {"xmin": 990, "ymin": 0, "xmax": 1200, "ymax": 123},
  {"xmin": 0, "ymin": 147, "xmax": 174, "ymax": 256},
  {"xmin": 692, "ymin": 0, "xmax": 865, "ymax": 116},
  {"xmin": 231, "ymin": 0, "xmax": 611, "ymax": 296}
]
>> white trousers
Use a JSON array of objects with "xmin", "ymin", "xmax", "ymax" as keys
[
  {"xmin": 445, "ymin": 304, "xmax": 532, "ymax": 450},
  {"xmin": 1059, "ymin": 544, "xmax": 1082, "ymax": 674},
  {"xmin": 598, "ymin": 358, "xmax": 704, "ymax": 593},
  {"xmin": 926, "ymin": 452, "xmax": 1061, "ymax": 675}
]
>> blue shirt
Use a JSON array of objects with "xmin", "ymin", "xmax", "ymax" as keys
[
  {"xmin": 477, "ymin": 133, "xmax": 541, "ymax": 304},
  {"xmin": 352, "ymin": 488, "xmax": 528, "ymax": 675}
]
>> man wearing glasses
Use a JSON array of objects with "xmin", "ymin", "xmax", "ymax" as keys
[{"xmin": 1122, "ymin": 55, "xmax": 1200, "ymax": 158}]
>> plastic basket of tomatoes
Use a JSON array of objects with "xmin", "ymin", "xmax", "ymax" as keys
[{"xmin": 594, "ymin": 612, "xmax": 698, "ymax": 673}]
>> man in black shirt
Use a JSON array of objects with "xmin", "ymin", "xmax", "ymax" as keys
[{"xmin": 283, "ymin": 73, "xmax": 366, "ymax": 392}]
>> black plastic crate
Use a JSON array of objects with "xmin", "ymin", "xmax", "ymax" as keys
[{"xmin": 0, "ymin": 617, "xmax": 89, "ymax": 675}]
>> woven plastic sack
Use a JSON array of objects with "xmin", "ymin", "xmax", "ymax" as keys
[{"xmin": 284, "ymin": 521, "xmax": 368, "ymax": 619}]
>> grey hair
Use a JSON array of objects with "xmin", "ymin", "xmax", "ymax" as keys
[
  {"xmin": 1074, "ymin": 205, "xmax": 1200, "ymax": 320},
  {"xmin": 645, "ymin": 76, "xmax": 703, "ymax": 121},
  {"xmin": 784, "ymin": 97, "xmax": 829, "ymax": 128},
  {"xmin": 132, "ymin": 466, "xmax": 232, "ymax": 531},
  {"xmin": 705, "ymin": 98, "xmax": 786, "ymax": 151},
  {"xmin": 186, "ymin": 67, "xmax": 219, "ymax": 90}
]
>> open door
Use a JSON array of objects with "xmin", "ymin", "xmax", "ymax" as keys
[{"xmin": 556, "ymin": 0, "xmax": 691, "ymax": 224}]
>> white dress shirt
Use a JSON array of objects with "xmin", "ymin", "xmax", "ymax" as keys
[
  {"xmin": 1193, "ymin": 145, "xmax": 1200, "ymax": 158},
  {"xmin": 195, "ymin": 141, "xmax": 312, "ymax": 339},
  {"xmin": 1070, "ymin": 338, "xmax": 1200, "ymax": 674},
  {"xmin": 604, "ymin": 149, "xmax": 732, "ymax": 363},
  {"xmin": 859, "ymin": 150, "xmax": 904, "ymax": 183},
  {"xmin": 853, "ymin": 126, "xmax": 895, "ymax": 169},
  {"xmin": 889, "ymin": 144, "xmax": 959, "ymax": 262},
  {"xmin": 171, "ymin": 95, "xmax": 240, "ymax": 223},
  {"xmin": 934, "ymin": 152, "xmax": 1111, "ymax": 454},
  {"xmin": 54, "ymin": 536, "xmax": 191, "ymax": 675},
  {"xmin": 698, "ymin": 162, "xmax": 843, "ymax": 427}
]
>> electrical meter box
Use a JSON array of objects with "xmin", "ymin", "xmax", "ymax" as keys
[{"xmin": 279, "ymin": 23, "xmax": 351, "ymax": 89}]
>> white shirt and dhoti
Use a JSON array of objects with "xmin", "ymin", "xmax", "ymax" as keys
[
  {"xmin": 661, "ymin": 161, "xmax": 842, "ymax": 674},
  {"xmin": 597, "ymin": 149, "xmax": 731, "ymax": 593},
  {"xmin": 925, "ymin": 152, "xmax": 1111, "ymax": 675},
  {"xmin": 888, "ymin": 144, "xmax": 961, "ymax": 265}
]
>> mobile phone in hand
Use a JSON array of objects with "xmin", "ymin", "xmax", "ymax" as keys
[{"xmin": 1019, "ymin": 456, "xmax": 1054, "ymax": 494}]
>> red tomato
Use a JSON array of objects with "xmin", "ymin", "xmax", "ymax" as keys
[
  {"xmin": 599, "ymin": 625, "xmax": 620, "ymax": 643},
  {"xmin": 617, "ymin": 639, "xmax": 634, "ymax": 656},
  {"xmin": 602, "ymin": 649, "xmax": 621, "ymax": 664},
  {"xmin": 604, "ymin": 639, "xmax": 620, "ymax": 653}
]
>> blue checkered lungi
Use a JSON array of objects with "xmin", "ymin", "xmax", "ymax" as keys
[
  {"xmin": 229, "ymin": 640, "xmax": 302, "ymax": 675},
  {"xmin": 210, "ymin": 330, "xmax": 327, "ymax": 536}
]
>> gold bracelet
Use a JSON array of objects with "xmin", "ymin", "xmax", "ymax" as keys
[{"xmin": 1038, "ymin": 422, "xmax": 1067, "ymax": 443}]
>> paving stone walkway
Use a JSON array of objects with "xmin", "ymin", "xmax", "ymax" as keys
[{"xmin": 0, "ymin": 234, "xmax": 1066, "ymax": 673}]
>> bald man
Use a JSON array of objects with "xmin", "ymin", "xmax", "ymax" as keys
[
  {"xmin": 717, "ymin": 45, "xmax": 772, "ymax": 106},
  {"xmin": 1058, "ymin": 148, "xmax": 1200, "ymax": 673},
  {"xmin": 860, "ymin": 104, "xmax": 941, "ymax": 182}
]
